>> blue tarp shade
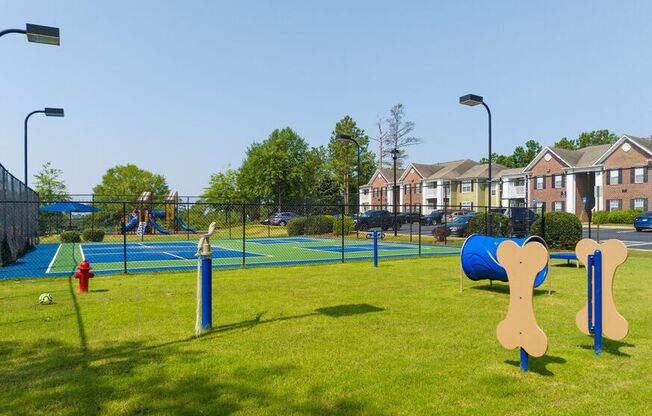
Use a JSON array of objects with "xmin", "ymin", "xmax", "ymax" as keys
[{"xmin": 40, "ymin": 202, "xmax": 100, "ymax": 227}]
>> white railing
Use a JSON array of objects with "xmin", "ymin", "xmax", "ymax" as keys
[{"xmin": 503, "ymin": 184, "xmax": 525, "ymax": 198}]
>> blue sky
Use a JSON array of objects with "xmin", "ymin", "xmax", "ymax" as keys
[{"xmin": 2, "ymin": 1, "xmax": 651, "ymax": 195}]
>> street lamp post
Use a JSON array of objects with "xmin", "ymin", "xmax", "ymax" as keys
[
  {"xmin": 336, "ymin": 134, "xmax": 361, "ymax": 237},
  {"xmin": 24, "ymin": 108, "xmax": 65, "ymax": 186},
  {"xmin": 1, "ymin": 24, "xmax": 60, "ymax": 45},
  {"xmin": 459, "ymin": 94, "xmax": 493, "ymax": 235},
  {"xmin": 390, "ymin": 148, "xmax": 400, "ymax": 236}
]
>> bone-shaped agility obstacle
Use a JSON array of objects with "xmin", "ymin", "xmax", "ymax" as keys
[
  {"xmin": 575, "ymin": 239, "xmax": 628, "ymax": 354},
  {"xmin": 496, "ymin": 240, "xmax": 549, "ymax": 366}
]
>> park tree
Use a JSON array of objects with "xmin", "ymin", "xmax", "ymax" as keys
[
  {"xmin": 327, "ymin": 116, "xmax": 377, "ymax": 211},
  {"xmin": 92, "ymin": 164, "xmax": 169, "ymax": 225},
  {"xmin": 33, "ymin": 161, "xmax": 70, "ymax": 201},
  {"xmin": 553, "ymin": 137, "xmax": 577, "ymax": 150},
  {"xmin": 382, "ymin": 104, "xmax": 421, "ymax": 167},
  {"xmin": 480, "ymin": 140, "xmax": 542, "ymax": 168},
  {"xmin": 370, "ymin": 118, "xmax": 389, "ymax": 168},
  {"xmin": 576, "ymin": 130, "xmax": 619, "ymax": 148},
  {"xmin": 237, "ymin": 127, "xmax": 317, "ymax": 209},
  {"xmin": 202, "ymin": 169, "xmax": 242, "ymax": 203}
]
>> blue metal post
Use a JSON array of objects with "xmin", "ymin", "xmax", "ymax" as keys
[
  {"xmin": 594, "ymin": 249, "xmax": 603, "ymax": 356},
  {"xmin": 520, "ymin": 348, "xmax": 528, "ymax": 372},
  {"xmin": 587, "ymin": 254, "xmax": 594, "ymax": 333},
  {"xmin": 373, "ymin": 230, "xmax": 378, "ymax": 267},
  {"xmin": 201, "ymin": 255, "xmax": 212, "ymax": 330}
]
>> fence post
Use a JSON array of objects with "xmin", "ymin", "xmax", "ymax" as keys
[
  {"xmin": 122, "ymin": 202, "xmax": 128, "ymax": 274},
  {"xmin": 341, "ymin": 203, "xmax": 345, "ymax": 263},
  {"xmin": 227, "ymin": 206, "xmax": 232, "ymax": 239},
  {"xmin": 186, "ymin": 196, "xmax": 190, "ymax": 241},
  {"xmin": 540, "ymin": 204, "xmax": 546, "ymax": 237},
  {"xmin": 242, "ymin": 203, "xmax": 246, "ymax": 267},
  {"xmin": 418, "ymin": 205, "xmax": 422, "ymax": 257}
]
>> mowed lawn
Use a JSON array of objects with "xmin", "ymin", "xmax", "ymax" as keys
[{"xmin": 1, "ymin": 252, "xmax": 651, "ymax": 415}]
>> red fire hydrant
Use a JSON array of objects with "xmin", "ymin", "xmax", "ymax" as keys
[{"xmin": 74, "ymin": 260, "xmax": 95, "ymax": 293}]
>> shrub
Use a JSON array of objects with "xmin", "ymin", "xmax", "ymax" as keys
[
  {"xmin": 592, "ymin": 210, "xmax": 609, "ymax": 225},
  {"xmin": 607, "ymin": 209, "xmax": 642, "ymax": 224},
  {"xmin": 530, "ymin": 211, "xmax": 582, "ymax": 250},
  {"xmin": 467, "ymin": 212, "xmax": 509, "ymax": 237},
  {"xmin": 60, "ymin": 231, "xmax": 81, "ymax": 243},
  {"xmin": 82, "ymin": 229, "xmax": 105, "ymax": 242},
  {"xmin": 287, "ymin": 217, "xmax": 306, "ymax": 236},
  {"xmin": 333, "ymin": 216, "xmax": 355, "ymax": 236},
  {"xmin": 304, "ymin": 215, "xmax": 334, "ymax": 235},
  {"xmin": 432, "ymin": 225, "xmax": 451, "ymax": 242}
]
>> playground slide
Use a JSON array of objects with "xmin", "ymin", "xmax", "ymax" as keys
[
  {"xmin": 175, "ymin": 216, "xmax": 197, "ymax": 233},
  {"xmin": 123, "ymin": 214, "xmax": 139, "ymax": 232},
  {"xmin": 149, "ymin": 217, "xmax": 172, "ymax": 235}
]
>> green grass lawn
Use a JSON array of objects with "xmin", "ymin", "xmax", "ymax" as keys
[{"xmin": 1, "ymin": 252, "xmax": 651, "ymax": 415}]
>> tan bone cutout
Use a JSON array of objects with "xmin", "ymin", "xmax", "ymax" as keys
[
  {"xmin": 575, "ymin": 239, "xmax": 628, "ymax": 340},
  {"xmin": 496, "ymin": 240, "xmax": 549, "ymax": 357}
]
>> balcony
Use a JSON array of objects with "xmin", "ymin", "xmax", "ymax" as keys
[{"xmin": 503, "ymin": 184, "xmax": 525, "ymax": 198}]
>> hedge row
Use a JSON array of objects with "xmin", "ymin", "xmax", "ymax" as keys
[
  {"xmin": 530, "ymin": 211, "xmax": 582, "ymax": 250},
  {"xmin": 287, "ymin": 215, "xmax": 343, "ymax": 236},
  {"xmin": 592, "ymin": 209, "xmax": 642, "ymax": 225},
  {"xmin": 467, "ymin": 212, "xmax": 510, "ymax": 237},
  {"xmin": 60, "ymin": 229, "xmax": 106, "ymax": 243}
]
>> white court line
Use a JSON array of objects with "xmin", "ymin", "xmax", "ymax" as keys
[
  {"xmin": 616, "ymin": 230, "xmax": 635, "ymax": 234},
  {"xmin": 162, "ymin": 251, "xmax": 188, "ymax": 260},
  {"xmin": 46, "ymin": 244, "xmax": 63, "ymax": 274},
  {"xmin": 79, "ymin": 244, "xmax": 86, "ymax": 260}
]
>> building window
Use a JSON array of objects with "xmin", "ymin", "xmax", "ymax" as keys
[
  {"xmin": 608, "ymin": 199, "xmax": 622, "ymax": 212},
  {"xmin": 515, "ymin": 178, "xmax": 525, "ymax": 187},
  {"xmin": 536, "ymin": 201, "xmax": 545, "ymax": 211},
  {"xmin": 632, "ymin": 198, "xmax": 647, "ymax": 211},
  {"xmin": 535, "ymin": 176, "xmax": 545, "ymax": 189},
  {"xmin": 491, "ymin": 182, "xmax": 497, "ymax": 196},
  {"xmin": 633, "ymin": 167, "xmax": 646, "ymax": 184},
  {"xmin": 404, "ymin": 184, "xmax": 411, "ymax": 194},
  {"xmin": 460, "ymin": 201, "xmax": 473, "ymax": 209},
  {"xmin": 608, "ymin": 169, "xmax": 621, "ymax": 185},
  {"xmin": 553, "ymin": 201, "xmax": 564, "ymax": 211},
  {"xmin": 553, "ymin": 175, "xmax": 563, "ymax": 188},
  {"xmin": 461, "ymin": 180, "xmax": 472, "ymax": 193},
  {"xmin": 415, "ymin": 183, "xmax": 422, "ymax": 193},
  {"xmin": 363, "ymin": 189, "xmax": 368, "ymax": 196}
]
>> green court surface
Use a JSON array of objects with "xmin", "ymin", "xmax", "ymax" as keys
[{"xmin": 44, "ymin": 236, "xmax": 460, "ymax": 276}]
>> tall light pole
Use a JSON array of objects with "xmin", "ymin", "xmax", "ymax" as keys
[
  {"xmin": 390, "ymin": 148, "xmax": 400, "ymax": 236},
  {"xmin": 336, "ymin": 133, "xmax": 361, "ymax": 237},
  {"xmin": 1, "ymin": 24, "xmax": 60, "ymax": 45},
  {"xmin": 25, "ymin": 108, "xmax": 65, "ymax": 186},
  {"xmin": 460, "ymin": 94, "xmax": 492, "ymax": 235}
]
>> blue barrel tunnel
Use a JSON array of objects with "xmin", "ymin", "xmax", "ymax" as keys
[{"xmin": 460, "ymin": 234, "xmax": 549, "ymax": 288}]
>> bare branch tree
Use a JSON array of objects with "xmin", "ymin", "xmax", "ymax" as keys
[
  {"xmin": 370, "ymin": 117, "xmax": 389, "ymax": 168},
  {"xmin": 382, "ymin": 103, "xmax": 421, "ymax": 167}
]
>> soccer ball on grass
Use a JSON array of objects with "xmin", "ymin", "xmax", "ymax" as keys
[{"xmin": 39, "ymin": 293, "xmax": 53, "ymax": 305}]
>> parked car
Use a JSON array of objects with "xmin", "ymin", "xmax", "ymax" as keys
[
  {"xmin": 353, "ymin": 210, "xmax": 399, "ymax": 231},
  {"xmin": 396, "ymin": 211, "xmax": 422, "ymax": 224},
  {"xmin": 634, "ymin": 211, "xmax": 652, "ymax": 231},
  {"xmin": 421, "ymin": 210, "xmax": 445, "ymax": 225},
  {"xmin": 261, "ymin": 212, "xmax": 301, "ymax": 226},
  {"xmin": 434, "ymin": 214, "xmax": 474, "ymax": 237},
  {"xmin": 446, "ymin": 210, "xmax": 476, "ymax": 221}
]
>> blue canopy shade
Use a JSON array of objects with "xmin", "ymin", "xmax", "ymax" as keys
[{"xmin": 40, "ymin": 202, "xmax": 100, "ymax": 213}]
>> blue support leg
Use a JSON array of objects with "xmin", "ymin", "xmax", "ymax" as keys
[
  {"xmin": 587, "ymin": 255, "xmax": 594, "ymax": 333},
  {"xmin": 201, "ymin": 256, "xmax": 212, "ymax": 330},
  {"xmin": 594, "ymin": 250, "xmax": 603, "ymax": 356},
  {"xmin": 373, "ymin": 230, "xmax": 378, "ymax": 268},
  {"xmin": 520, "ymin": 348, "xmax": 528, "ymax": 372}
]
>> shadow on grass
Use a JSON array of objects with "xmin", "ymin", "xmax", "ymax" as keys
[
  {"xmin": 505, "ymin": 354, "xmax": 567, "ymax": 376},
  {"xmin": 470, "ymin": 284, "xmax": 554, "ymax": 296},
  {"xmin": 215, "ymin": 304, "xmax": 386, "ymax": 334},
  {"xmin": 580, "ymin": 338, "xmax": 635, "ymax": 357}
]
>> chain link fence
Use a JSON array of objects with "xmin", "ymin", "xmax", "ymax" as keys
[{"xmin": 1, "ymin": 164, "xmax": 39, "ymax": 266}]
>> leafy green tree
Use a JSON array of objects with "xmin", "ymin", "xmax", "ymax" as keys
[
  {"xmin": 237, "ymin": 128, "xmax": 316, "ymax": 209},
  {"xmin": 92, "ymin": 164, "xmax": 169, "ymax": 226},
  {"xmin": 512, "ymin": 140, "xmax": 542, "ymax": 167},
  {"xmin": 576, "ymin": 130, "xmax": 619, "ymax": 148},
  {"xmin": 202, "ymin": 169, "xmax": 242, "ymax": 202},
  {"xmin": 327, "ymin": 116, "xmax": 377, "ymax": 211},
  {"xmin": 33, "ymin": 161, "xmax": 69, "ymax": 201},
  {"xmin": 553, "ymin": 137, "xmax": 577, "ymax": 150}
]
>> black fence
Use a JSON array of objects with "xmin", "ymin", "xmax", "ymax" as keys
[
  {"xmin": 0, "ymin": 199, "xmax": 544, "ymax": 279},
  {"xmin": 0, "ymin": 164, "xmax": 39, "ymax": 266}
]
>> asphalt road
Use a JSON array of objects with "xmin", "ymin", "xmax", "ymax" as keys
[
  {"xmin": 395, "ymin": 223, "xmax": 652, "ymax": 251},
  {"xmin": 584, "ymin": 226, "xmax": 652, "ymax": 250}
]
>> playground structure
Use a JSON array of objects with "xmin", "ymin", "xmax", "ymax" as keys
[
  {"xmin": 461, "ymin": 234, "xmax": 630, "ymax": 371},
  {"xmin": 121, "ymin": 191, "xmax": 196, "ymax": 235}
]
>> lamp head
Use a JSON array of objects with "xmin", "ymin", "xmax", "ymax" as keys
[
  {"xmin": 336, "ymin": 133, "xmax": 352, "ymax": 142},
  {"xmin": 459, "ymin": 94, "xmax": 484, "ymax": 106},
  {"xmin": 44, "ymin": 108, "xmax": 64, "ymax": 117},
  {"xmin": 26, "ymin": 24, "xmax": 60, "ymax": 45}
]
